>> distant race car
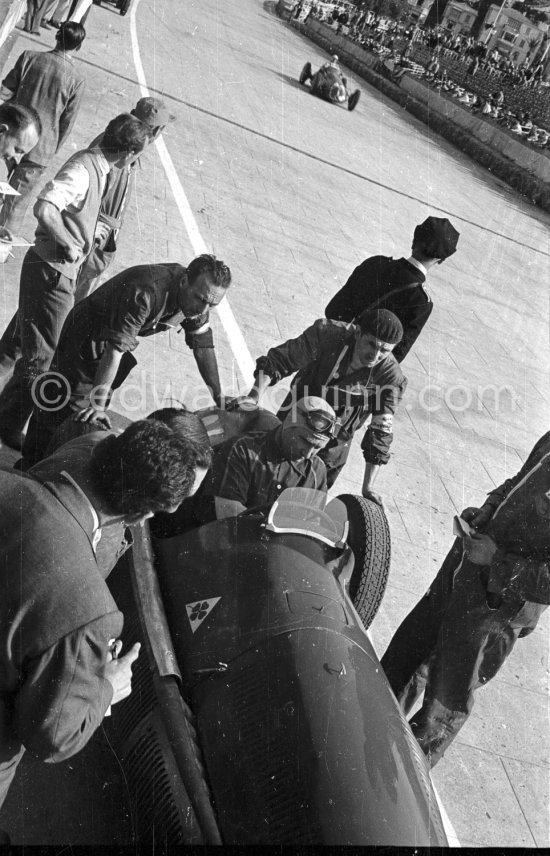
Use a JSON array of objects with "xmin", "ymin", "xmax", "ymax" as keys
[
  {"xmin": 107, "ymin": 409, "xmax": 448, "ymax": 846},
  {"xmin": 299, "ymin": 59, "xmax": 361, "ymax": 111},
  {"xmin": 93, "ymin": 0, "xmax": 131, "ymax": 15}
]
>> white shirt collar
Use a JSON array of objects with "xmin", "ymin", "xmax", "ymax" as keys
[
  {"xmin": 407, "ymin": 256, "xmax": 428, "ymax": 277},
  {"xmin": 61, "ymin": 470, "xmax": 102, "ymax": 552}
]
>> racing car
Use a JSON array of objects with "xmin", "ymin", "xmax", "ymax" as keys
[
  {"xmin": 299, "ymin": 57, "xmax": 361, "ymax": 111},
  {"xmin": 106, "ymin": 410, "xmax": 447, "ymax": 846},
  {"xmin": 93, "ymin": 0, "xmax": 131, "ymax": 15}
]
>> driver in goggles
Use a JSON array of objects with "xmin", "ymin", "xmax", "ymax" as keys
[{"xmin": 295, "ymin": 396, "xmax": 340, "ymax": 442}]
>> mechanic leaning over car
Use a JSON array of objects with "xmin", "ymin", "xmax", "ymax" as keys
[
  {"xmin": 325, "ymin": 216, "xmax": 460, "ymax": 363},
  {"xmin": 151, "ymin": 395, "xmax": 336, "ymax": 538},
  {"xmin": 0, "ymin": 416, "xmax": 211, "ymax": 813},
  {"xmin": 236, "ymin": 309, "xmax": 406, "ymax": 508},
  {"xmin": 19, "ymin": 254, "xmax": 232, "ymax": 470},
  {"xmin": 381, "ymin": 430, "xmax": 550, "ymax": 768}
]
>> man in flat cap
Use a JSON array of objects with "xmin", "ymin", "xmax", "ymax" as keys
[
  {"xmin": 325, "ymin": 216, "xmax": 460, "ymax": 363},
  {"xmin": 75, "ymin": 97, "xmax": 176, "ymax": 301},
  {"xmin": 152, "ymin": 396, "xmax": 334, "ymax": 537},
  {"xmin": 235, "ymin": 309, "xmax": 407, "ymax": 507}
]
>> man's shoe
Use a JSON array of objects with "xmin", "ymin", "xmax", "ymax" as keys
[
  {"xmin": 50, "ymin": 19, "xmax": 61, "ymax": 27},
  {"xmin": 41, "ymin": 20, "xmax": 52, "ymax": 28}
]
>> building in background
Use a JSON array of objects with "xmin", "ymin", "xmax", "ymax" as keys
[
  {"xmin": 440, "ymin": 0, "xmax": 477, "ymax": 31},
  {"xmin": 483, "ymin": 3, "xmax": 549, "ymax": 65}
]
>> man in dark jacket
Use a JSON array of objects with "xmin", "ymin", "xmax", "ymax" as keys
[
  {"xmin": 381, "ymin": 431, "xmax": 550, "ymax": 767},
  {"xmin": 20, "ymin": 254, "xmax": 232, "ymax": 468},
  {"xmin": 325, "ymin": 216, "xmax": 459, "ymax": 363},
  {"xmin": 0, "ymin": 417, "xmax": 209, "ymax": 815},
  {"xmin": 238, "ymin": 309, "xmax": 407, "ymax": 507},
  {"xmin": 0, "ymin": 22, "xmax": 86, "ymax": 235}
]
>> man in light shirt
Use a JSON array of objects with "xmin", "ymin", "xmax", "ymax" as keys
[{"xmin": 0, "ymin": 113, "xmax": 149, "ymax": 450}]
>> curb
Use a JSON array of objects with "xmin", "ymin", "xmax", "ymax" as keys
[{"xmin": 279, "ymin": 7, "xmax": 550, "ymax": 214}]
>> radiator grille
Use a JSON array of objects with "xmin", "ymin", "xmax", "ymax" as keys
[{"xmin": 124, "ymin": 718, "xmax": 201, "ymax": 845}]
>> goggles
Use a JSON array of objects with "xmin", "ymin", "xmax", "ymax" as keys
[{"xmin": 297, "ymin": 406, "xmax": 339, "ymax": 438}]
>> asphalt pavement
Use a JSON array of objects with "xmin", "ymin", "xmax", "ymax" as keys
[{"xmin": 0, "ymin": 0, "xmax": 548, "ymax": 846}]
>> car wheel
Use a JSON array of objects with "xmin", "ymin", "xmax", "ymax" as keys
[
  {"xmin": 338, "ymin": 494, "xmax": 391, "ymax": 628},
  {"xmin": 348, "ymin": 90, "xmax": 361, "ymax": 112},
  {"xmin": 299, "ymin": 62, "xmax": 312, "ymax": 85},
  {"xmin": 119, "ymin": 0, "xmax": 131, "ymax": 14}
]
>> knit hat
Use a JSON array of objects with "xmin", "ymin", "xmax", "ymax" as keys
[
  {"xmin": 357, "ymin": 309, "xmax": 403, "ymax": 344},
  {"xmin": 413, "ymin": 216, "xmax": 460, "ymax": 260},
  {"xmin": 132, "ymin": 97, "xmax": 176, "ymax": 129}
]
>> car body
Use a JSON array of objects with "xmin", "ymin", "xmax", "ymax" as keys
[
  {"xmin": 299, "ymin": 61, "xmax": 361, "ymax": 111},
  {"xmin": 111, "ymin": 484, "xmax": 448, "ymax": 846},
  {"xmin": 94, "ymin": 0, "xmax": 131, "ymax": 15}
]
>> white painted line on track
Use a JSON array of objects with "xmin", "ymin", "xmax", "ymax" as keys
[
  {"xmin": 129, "ymin": 0, "xmax": 255, "ymax": 386},
  {"xmin": 130, "ymin": 3, "xmax": 460, "ymax": 846}
]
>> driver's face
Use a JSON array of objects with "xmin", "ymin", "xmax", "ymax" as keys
[
  {"xmin": 281, "ymin": 424, "xmax": 329, "ymax": 462},
  {"xmin": 180, "ymin": 273, "xmax": 226, "ymax": 318},
  {"xmin": 353, "ymin": 332, "xmax": 394, "ymax": 368}
]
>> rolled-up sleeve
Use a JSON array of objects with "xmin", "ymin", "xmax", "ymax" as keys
[
  {"xmin": 37, "ymin": 162, "xmax": 90, "ymax": 212},
  {"xmin": 182, "ymin": 313, "xmax": 214, "ymax": 349},
  {"xmin": 99, "ymin": 288, "xmax": 152, "ymax": 352},
  {"xmin": 13, "ymin": 611, "xmax": 123, "ymax": 763},
  {"xmin": 361, "ymin": 378, "xmax": 407, "ymax": 465}
]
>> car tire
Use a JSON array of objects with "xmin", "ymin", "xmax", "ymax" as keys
[
  {"xmin": 348, "ymin": 90, "xmax": 360, "ymax": 111},
  {"xmin": 119, "ymin": 0, "xmax": 131, "ymax": 14},
  {"xmin": 299, "ymin": 62, "xmax": 312, "ymax": 84},
  {"xmin": 338, "ymin": 494, "xmax": 391, "ymax": 628}
]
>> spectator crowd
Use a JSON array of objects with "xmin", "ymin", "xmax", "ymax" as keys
[{"xmin": 0, "ymin": 0, "xmax": 548, "ymax": 846}]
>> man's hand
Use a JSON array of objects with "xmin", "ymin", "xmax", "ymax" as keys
[
  {"xmin": 225, "ymin": 394, "xmax": 259, "ymax": 412},
  {"xmin": 0, "ymin": 226, "xmax": 13, "ymax": 242},
  {"xmin": 94, "ymin": 221, "xmax": 111, "ymax": 247},
  {"xmin": 104, "ymin": 641, "xmax": 141, "ymax": 706},
  {"xmin": 73, "ymin": 406, "xmax": 112, "ymax": 429},
  {"xmin": 63, "ymin": 244, "xmax": 81, "ymax": 263},
  {"xmin": 362, "ymin": 487, "xmax": 385, "ymax": 509},
  {"xmin": 461, "ymin": 505, "xmax": 493, "ymax": 528},
  {"xmin": 464, "ymin": 532, "xmax": 498, "ymax": 565}
]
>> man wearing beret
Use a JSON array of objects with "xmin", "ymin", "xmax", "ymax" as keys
[
  {"xmin": 75, "ymin": 97, "xmax": 176, "ymax": 301},
  {"xmin": 237, "ymin": 309, "xmax": 407, "ymax": 507},
  {"xmin": 20, "ymin": 253, "xmax": 231, "ymax": 468},
  {"xmin": 325, "ymin": 216, "xmax": 460, "ymax": 363}
]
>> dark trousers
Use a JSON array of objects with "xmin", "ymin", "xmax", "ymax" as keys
[
  {"xmin": 24, "ymin": 0, "xmax": 42, "ymax": 31},
  {"xmin": 0, "ymin": 745, "xmax": 25, "ymax": 813},
  {"xmin": 0, "ymin": 314, "xmax": 21, "ymax": 380},
  {"xmin": 381, "ymin": 540, "xmax": 545, "ymax": 767},
  {"xmin": 0, "ymin": 161, "xmax": 45, "ymax": 237},
  {"xmin": 0, "ymin": 249, "xmax": 75, "ymax": 437}
]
